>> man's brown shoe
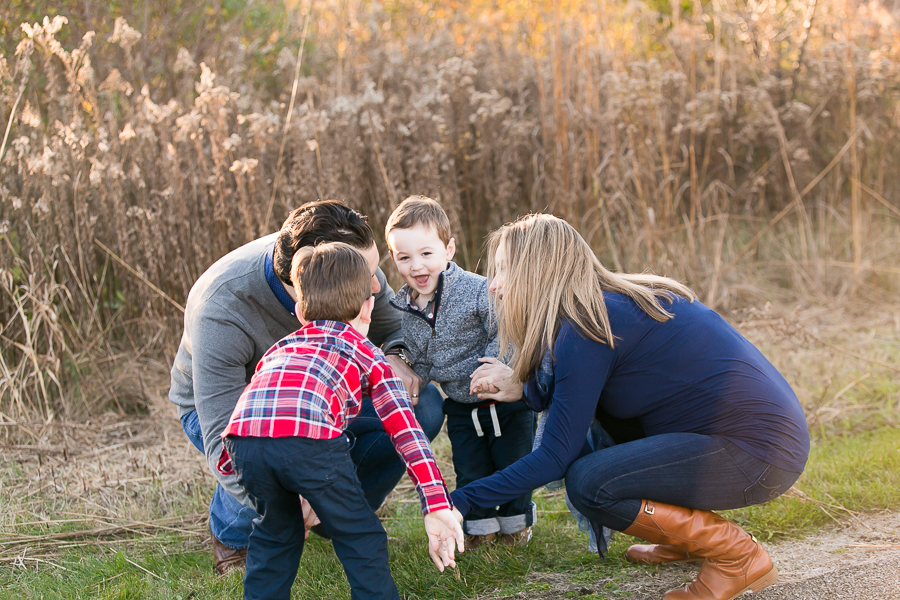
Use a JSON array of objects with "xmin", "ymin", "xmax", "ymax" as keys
[{"xmin": 211, "ymin": 528, "xmax": 246, "ymax": 576}]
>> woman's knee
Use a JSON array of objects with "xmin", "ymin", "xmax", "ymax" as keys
[{"xmin": 564, "ymin": 459, "xmax": 606, "ymax": 513}]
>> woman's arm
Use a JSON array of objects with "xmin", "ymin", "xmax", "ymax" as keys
[{"xmin": 451, "ymin": 323, "xmax": 616, "ymax": 515}]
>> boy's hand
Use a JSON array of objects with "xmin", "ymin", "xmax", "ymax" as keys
[
  {"xmin": 424, "ymin": 508, "xmax": 465, "ymax": 572},
  {"xmin": 469, "ymin": 357, "xmax": 523, "ymax": 402},
  {"xmin": 385, "ymin": 355, "xmax": 423, "ymax": 405}
]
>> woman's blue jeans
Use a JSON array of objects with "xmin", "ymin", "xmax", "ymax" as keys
[
  {"xmin": 565, "ymin": 433, "xmax": 802, "ymax": 533},
  {"xmin": 180, "ymin": 384, "xmax": 445, "ymax": 550}
]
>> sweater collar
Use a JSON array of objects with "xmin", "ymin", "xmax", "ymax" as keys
[{"xmin": 265, "ymin": 246, "xmax": 296, "ymax": 316}]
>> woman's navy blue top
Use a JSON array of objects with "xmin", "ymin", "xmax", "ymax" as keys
[{"xmin": 450, "ymin": 293, "xmax": 810, "ymax": 516}]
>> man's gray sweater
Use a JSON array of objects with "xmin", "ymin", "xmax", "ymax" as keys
[
  {"xmin": 168, "ymin": 233, "xmax": 403, "ymax": 506},
  {"xmin": 389, "ymin": 261, "xmax": 498, "ymax": 404}
]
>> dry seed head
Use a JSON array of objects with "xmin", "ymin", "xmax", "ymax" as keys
[
  {"xmin": 20, "ymin": 101, "xmax": 41, "ymax": 128},
  {"xmin": 109, "ymin": 17, "xmax": 142, "ymax": 53},
  {"xmin": 99, "ymin": 69, "xmax": 134, "ymax": 96},
  {"xmin": 32, "ymin": 195, "xmax": 50, "ymax": 215},
  {"xmin": 88, "ymin": 158, "xmax": 105, "ymax": 186},
  {"xmin": 222, "ymin": 133, "xmax": 242, "ymax": 151},
  {"xmin": 229, "ymin": 158, "xmax": 258, "ymax": 175},
  {"xmin": 119, "ymin": 123, "xmax": 136, "ymax": 142},
  {"xmin": 174, "ymin": 47, "xmax": 196, "ymax": 74}
]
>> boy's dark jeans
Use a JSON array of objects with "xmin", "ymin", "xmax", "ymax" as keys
[
  {"xmin": 444, "ymin": 399, "xmax": 535, "ymax": 535},
  {"xmin": 224, "ymin": 435, "xmax": 400, "ymax": 600}
]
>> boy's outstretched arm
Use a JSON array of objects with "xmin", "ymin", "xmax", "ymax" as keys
[{"xmin": 423, "ymin": 508, "xmax": 465, "ymax": 572}]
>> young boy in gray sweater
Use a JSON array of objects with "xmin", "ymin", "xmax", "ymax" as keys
[{"xmin": 385, "ymin": 196, "xmax": 535, "ymax": 549}]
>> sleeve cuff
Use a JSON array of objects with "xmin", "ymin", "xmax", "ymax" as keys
[
  {"xmin": 421, "ymin": 483, "xmax": 454, "ymax": 515},
  {"xmin": 449, "ymin": 490, "xmax": 470, "ymax": 517},
  {"xmin": 383, "ymin": 339, "xmax": 407, "ymax": 352}
]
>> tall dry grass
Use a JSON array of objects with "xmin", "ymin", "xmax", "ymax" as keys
[{"xmin": 1, "ymin": 0, "xmax": 900, "ymax": 421}]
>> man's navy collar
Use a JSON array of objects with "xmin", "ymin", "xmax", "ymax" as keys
[{"xmin": 265, "ymin": 247, "xmax": 296, "ymax": 316}]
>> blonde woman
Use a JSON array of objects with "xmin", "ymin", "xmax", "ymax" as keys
[{"xmin": 455, "ymin": 214, "xmax": 809, "ymax": 600}]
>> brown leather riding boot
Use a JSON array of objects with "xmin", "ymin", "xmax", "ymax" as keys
[
  {"xmin": 211, "ymin": 527, "xmax": 247, "ymax": 576},
  {"xmin": 625, "ymin": 543, "xmax": 700, "ymax": 565},
  {"xmin": 622, "ymin": 500, "xmax": 777, "ymax": 600}
]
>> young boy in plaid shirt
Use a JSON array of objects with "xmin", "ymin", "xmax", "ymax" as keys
[{"xmin": 217, "ymin": 242, "xmax": 464, "ymax": 600}]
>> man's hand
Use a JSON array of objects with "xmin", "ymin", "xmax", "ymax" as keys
[
  {"xmin": 469, "ymin": 357, "xmax": 523, "ymax": 402},
  {"xmin": 423, "ymin": 508, "xmax": 465, "ymax": 572},
  {"xmin": 385, "ymin": 354, "xmax": 423, "ymax": 405},
  {"xmin": 300, "ymin": 495, "xmax": 320, "ymax": 540}
]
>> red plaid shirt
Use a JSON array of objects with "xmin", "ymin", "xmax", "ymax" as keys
[{"xmin": 218, "ymin": 320, "xmax": 451, "ymax": 514}]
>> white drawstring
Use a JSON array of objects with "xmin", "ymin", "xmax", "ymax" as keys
[
  {"xmin": 489, "ymin": 403, "xmax": 502, "ymax": 437},
  {"xmin": 471, "ymin": 404, "xmax": 502, "ymax": 437},
  {"xmin": 471, "ymin": 407, "xmax": 483, "ymax": 437}
]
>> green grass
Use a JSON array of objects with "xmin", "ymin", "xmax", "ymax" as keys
[
  {"xmin": 724, "ymin": 427, "xmax": 900, "ymax": 539},
  {"xmin": 4, "ymin": 427, "xmax": 900, "ymax": 599}
]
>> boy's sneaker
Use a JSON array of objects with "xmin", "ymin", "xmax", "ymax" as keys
[
  {"xmin": 499, "ymin": 526, "xmax": 533, "ymax": 546},
  {"xmin": 464, "ymin": 532, "xmax": 498, "ymax": 551}
]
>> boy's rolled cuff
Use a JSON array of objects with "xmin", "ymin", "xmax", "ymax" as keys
[
  {"xmin": 464, "ymin": 517, "xmax": 499, "ymax": 536},
  {"xmin": 498, "ymin": 503, "xmax": 536, "ymax": 534},
  {"xmin": 463, "ymin": 503, "xmax": 536, "ymax": 535}
]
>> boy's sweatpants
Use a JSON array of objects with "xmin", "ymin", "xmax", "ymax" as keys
[
  {"xmin": 444, "ymin": 399, "xmax": 536, "ymax": 536},
  {"xmin": 224, "ymin": 434, "xmax": 400, "ymax": 600}
]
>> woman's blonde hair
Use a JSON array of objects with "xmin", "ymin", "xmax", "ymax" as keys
[{"xmin": 487, "ymin": 214, "xmax": 696, "ymax": 382}]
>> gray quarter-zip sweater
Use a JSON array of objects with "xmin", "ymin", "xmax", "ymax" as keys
[
  {"xmin": 169, "ymin": 233, "xmax": 403, "ymax": 506},
  {"xmin": 389, "ymin": 261, "xmax": 498, "ymax": 404}
]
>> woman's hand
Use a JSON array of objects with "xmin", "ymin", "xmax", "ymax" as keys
[
  {"xmin": 469, "ymin": 357, "xmax": 523, "ymax": 402},
  {"xmin": 423, "ymin": 508, "xmax": 465, "ymax": 572}
]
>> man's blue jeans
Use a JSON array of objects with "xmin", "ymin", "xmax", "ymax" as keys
[
  {"xmin": 180, "ymin": 384, "xmax": 445, "ymax": 550},
  {"xmin": 564, "ymin": 433, "xmax": 802, "ymax": 533}
]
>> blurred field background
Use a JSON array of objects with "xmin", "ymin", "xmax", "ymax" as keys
[
  {"xmin": 1, "ymin": 0, "xmax": 900, "ymax": 596},
  {"xmin": 2, "ymin": 0, "xmax": 900, "ymax": 421}
]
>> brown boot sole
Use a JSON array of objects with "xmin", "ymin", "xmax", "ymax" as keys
[
  {"xmin": 723, "ymin": 564, "xmax": 778, "ymax": 600},
  {"xmin": 625, "ymin": 555, "xmax": 704, "ymax": 565}
]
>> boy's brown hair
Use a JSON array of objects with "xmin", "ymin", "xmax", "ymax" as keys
[
  {"xmin": 290, "ymin": 242, "xmax": 371, "ymax": 322},
  {"xmin": 384, "ymin": 195, "xmax": 452, "ymax": 250}
]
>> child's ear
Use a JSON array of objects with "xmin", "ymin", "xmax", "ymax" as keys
[
  {"xmin": 295, "ymin": 303, "xmax": 309, "ymax": 326},
  {"xmin": 446, "ymin": 237, "xmax": 456, "ymax": 261},
  {"xmin": 358, "ymin": 296, "xmax": 375, "ymax": 324}
]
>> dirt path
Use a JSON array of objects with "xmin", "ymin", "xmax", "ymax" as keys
[{"xmin": 497, "ymin": 511, "xmax": 900, "ymax": 599}]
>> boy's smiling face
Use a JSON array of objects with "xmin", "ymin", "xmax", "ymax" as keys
[{"xmin": 388, "ymin": 224, "xmax": 456, "ymax": 304}]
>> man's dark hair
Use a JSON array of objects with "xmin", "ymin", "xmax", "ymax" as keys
[{"xmin": 273, "ymin": 200, "xmax": 374, "ymax": 285}]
